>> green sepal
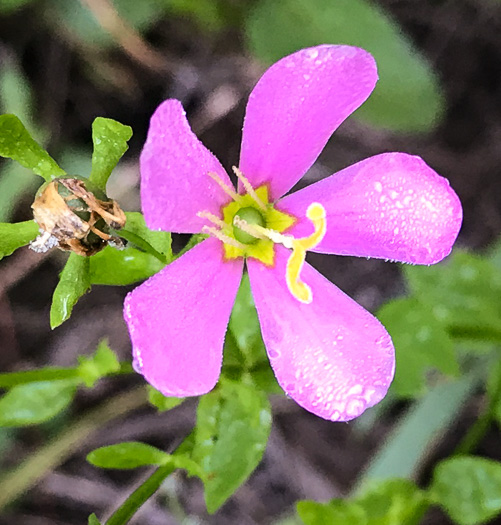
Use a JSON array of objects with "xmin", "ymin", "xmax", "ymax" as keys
[
  {"xmin": 50, "ymin": 253, "xmax": 91, "ymax": 329},
  {"xmin": 0, "ymin": 220, "xmax": 39, "ymax": 260},
  {"xmin": 0, "ymin": 114, "xmax": 65, "ymax": 181},
  {"xmin": 89, "ymin": 117, "xmax": 133, "ymax": 191}
]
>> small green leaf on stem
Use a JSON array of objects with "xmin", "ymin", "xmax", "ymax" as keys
[
  {"xmin": 0, "ymin": 380, "xmax": 78, "ymax": 427},
  {"xmin": 78, "ymin": 340, "xmax": 121, "ymax": 388},
  {"xmin": 89, "ymin": 117, "xmax": 133, "ymax": 191},
  {"xmin": 50, "ymin": 253, "xmax": 91, "ymax": 329},
  {"xmin": 0, "ymin": 220, "xmax": 39, "ymax": 260},
  {"xmin": 0, "ymin": 114, "xmax": 65, "ymax": 181},
  {"xmin": 193, "ymin": 380, "xmax": 272, "ymax": 513},
  {"xmin": 87, "ymin": 442, "xmax": 170, "ymax": 470}
]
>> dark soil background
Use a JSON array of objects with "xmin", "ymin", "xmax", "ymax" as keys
[{"xmin": 1, "ymin": 0, "xmax": 501, "ymax": 523}]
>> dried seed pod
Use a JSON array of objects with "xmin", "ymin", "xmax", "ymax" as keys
[{"xmin": 30, "ymin": 176, "xmax": 126, "ymax": 256}]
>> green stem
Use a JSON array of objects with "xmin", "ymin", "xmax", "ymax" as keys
[
  {"xmin": 454, "ymin": 363, "xmax": 501, "ymax": 456},
  {"xmin": 115, "ymin": 229, "xmax": 168, "ymax": 264},
  {"xmin": 0, "ymin": 362, "xmax": 133, "ymax": 388},
  {"xmin": 0, "ymin": 385, "xmax": 147, "ymax": 510},
  {"xmin": 105, "ymin": 464, "xmax": 176, "ymax": 525}
]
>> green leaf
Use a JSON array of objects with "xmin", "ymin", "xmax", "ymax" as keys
[
  {"xmin": 430, "ymin": 456, "xmax": 501, "ymax": 525},
  {"xmin": 0, "ymin": 380, "xmax": 77, "ymax": 427},
  {"xmin": 147, "ymin": 386, "xmax": 185, "ymax": 412},
  {"xmin": 77, "ymin": 340, "xmax": 121, "ymax": 387},
  {"xmin": 246, "ymin": 0, "xmax": 444, "ymax": 131},
  {"xmin": 298, "ymin": 500, "xmax": 365, "ymax": 524},
  {"xmin": 377, "ymin": 297, "xmax": 458, "ymax": 398},
  {"xmin": 193, "ymin": 380, "xmax": 272, "ymax": 512},
  {"xmin": 0, "ymin": 220, "xmax": 39, "ymax": 260},
  {"xmin": 229, "ymin": 273, "xmax": 267, "ymax": 368},
  {"xmin": 87, "ymin": 442, "xmax": 170, "ymax": 470},
  {"xmin": 0, "ymin": 114, "xmax": 65, "ymax": 181},
  {"xmin": 50, "ymin": 253, "xmax": 91, "ymax": 329},
  {"xmin": 0, "ymin": 0, "xmax": 36, "ymax": 14},
  {"xmin": 404, "ymin": 251, "xmax": 501, "ymax": 340},
  {"xmin": 299, "ymin": 479, "xmax": 427, "ymax": 525},
  {"xmin": 89, "ymin": 118, "xmax": 133, "ymax": 191},
  {"xmin": 89, "ymin": 212, "xmax": 171, "ymax": 285},
  {"xmin": 88, "ymin": 513, "xmax": 101, "ymax": 525}
]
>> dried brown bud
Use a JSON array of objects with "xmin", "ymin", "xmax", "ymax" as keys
[{"xmin": 30, "ymin": 177, "xmax": 126, "ymax": 257}]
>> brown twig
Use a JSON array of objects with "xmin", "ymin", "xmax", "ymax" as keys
[{"xmin": 79, "ymin": 0, "xmax": 169, "ymax": 73}]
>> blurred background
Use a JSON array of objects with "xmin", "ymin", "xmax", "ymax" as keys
[{"xmin": 1, "ymin": 0, "xmax": 501, "ymax": 523}]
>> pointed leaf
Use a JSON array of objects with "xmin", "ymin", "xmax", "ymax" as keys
[
  {"xmin": 193, "ymin": 380, "xmax": 271, "ymax": 513},
  {"xmin": 0, "ymin": 220, "xmax": 39, "ymax": 260},
  {"xmin": 50, "ymin": 253, "xmax": 91, "ymax": 329},
  {"xmin": 246, "ymin": 0, "xmax": 444, "ymax": 131},
  {"xmin": 88, "ymin": 514, "xmax": 101, "ymax": 525},
  {"xmin": 89, "ymin": 117, "xmax": 133, "ymax": 191},
  {"xmin": 87, "ymin": 442, "xmax": 170, "ymax": 470},
  {"xmin": 0, "ymin": 380, "xmax": 77, "ymax": 427},
  {"xmin": 0, "ymin": 114, "xmax": 65, "ymax": 181},
  {"xmin": 431, "ymin": 456, "xmax": 501, "ymax": 525},
  {"xmin": 378, "ymin": 297, "xmax": 458, "ymax": 398}
]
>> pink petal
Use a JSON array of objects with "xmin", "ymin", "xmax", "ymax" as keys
[
  {"xmin": 239, "ymin": 45, "xmax": 377, "ymax": 200},
  {"xmin": 124, "ymin": 238, "xmax": 243, "ymax": 396},
  {"xmin": 247, "ymin": 247, "xmax": 394, "ymax": 422},
  {"xmin": 279, "ymin": 153, "xmax": 462, "ymax": 264},
  {"xmin": 140, "ymin": 99, "xmax": 233, "ymax": 233}
]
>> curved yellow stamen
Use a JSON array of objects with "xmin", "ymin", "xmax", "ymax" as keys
[{"xmin": 286, "ymin": 203, "xmax": 326, "ymax": 304}]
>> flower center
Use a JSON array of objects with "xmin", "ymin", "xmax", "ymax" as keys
[
  {"xmin": 233, "ymin": 206, "xmax": 266, "ymax": 245},
  {"xmin": 198, "ymin": 167, "xmax": 326, "ymax": 304}
]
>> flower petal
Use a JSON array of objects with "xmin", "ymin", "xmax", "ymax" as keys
[
  {"xmin": 239, "ymin": 45, "xmax": 377, "ymax": 200},
  {"xmin": 279, "ymin": 153, "xmax": 462, "ymax": 264},
  {"xmin": 124, "ymin": 238, "xmax": 244, "ymax": 396},
  {"xmin": 247, "ymin": 246, "xmax": 394, "ymax": 422},
  {"xmin": 140, "ymin": 99, "xmax": 233, "ymax": 233}
]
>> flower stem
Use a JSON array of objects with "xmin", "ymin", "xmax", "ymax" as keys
[
  {"xmin": 0, "ymin": 362, "xmax": 133, "ymax": 388},
  {"xmin": 104, "ymin": 464, "xmax": 176, "ymax": 525},
  {"xmin": 0, "ymin": 385, "xmax": 147, "ymax": 510},
  {"xmin": 453, "ymin": 361, "xmax": 501, "ymax": 456}
]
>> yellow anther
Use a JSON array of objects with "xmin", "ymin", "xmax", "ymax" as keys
[
  {"xmin": 233, "ymin": 166, "xmax": 267, "ymax": 211},
  {"xmin": 197, "ymin": 210, "xmax": 227, "ymax": 230},
  {"xmin": 208, "ymin": 172, "xmax": 242, "ymax": 203},
  {"xmin": 285, "ymin": 202, "xmax": 327, "ymax": 304}
]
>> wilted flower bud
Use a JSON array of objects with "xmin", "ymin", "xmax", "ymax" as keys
[{"xmin": 30, "ymin": 176, "xmax": 126, "ymax": 256}]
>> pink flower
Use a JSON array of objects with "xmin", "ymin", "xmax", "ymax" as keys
[{"xmin": 124, "ymin": 45, "xmax": 462, "ymax": 421}]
